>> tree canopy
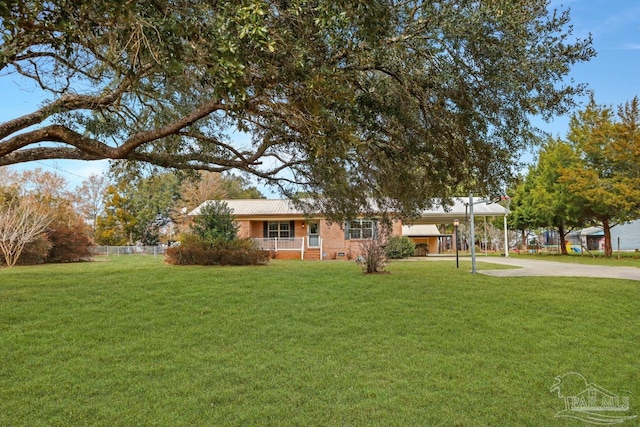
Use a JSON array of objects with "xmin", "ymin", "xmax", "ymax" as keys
[
  {"xmin": 0, "ymin": 0, "xmax": 594, "ymax": 217},
  {"xmin": 560, "ymin": 96, "xmax": 640, "ymax": 256},
  {"xmin": 526, "ymin": 137, "xmax": 586, "ymax": 253},
  {"xmin": 0, "ymin": 168, "xmax": 92, "ymax": 266},
  {"xmin": 509, "ymin": 96, "xmax": 640, "ymax": 257}
]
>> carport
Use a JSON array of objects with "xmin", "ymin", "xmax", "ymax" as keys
[{"xmin": 408, "ymin": 196, "xmax": 511, "ymax": 258}]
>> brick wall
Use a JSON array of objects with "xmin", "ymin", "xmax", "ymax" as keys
[
  {"xmin": 319, "ymin": 219, "xmax": 402, "ymax": 260},
  {"xmin": 235, "ymin": 217, "xmax": 402, "ymax": 261}
]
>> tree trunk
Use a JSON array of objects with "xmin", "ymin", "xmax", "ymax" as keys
[
  {"xmin": 558, "ymin": 224, "xmax": 568, "ymax": 255},
  {"xmin": 602, "ymin": 217, "xmax": 612, "ymax": 257}
]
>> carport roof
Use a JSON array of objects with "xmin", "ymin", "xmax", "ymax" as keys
[
  {"xmin": 402, "ymin": 224, "xmax": 441, "ymax": 236},
  {"xmin": 409, "ymin": 197, "xmax": 509, "ymax": 224}
]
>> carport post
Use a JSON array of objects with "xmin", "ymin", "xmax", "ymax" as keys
[
  {"xmin": 469, "ymin": 193, "xmax": 476, "ymax": 274},
  {"xmin": 453, "ymin": 219, "xmax": 460, "ymax": 268},
  {"xmin": 503, "ymin": 214, "xmax": 509, "ymax": 257}
]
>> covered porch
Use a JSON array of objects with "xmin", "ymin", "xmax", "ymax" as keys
[{"xmin": 246, "ymin": 219, "xmax": 323, "ymax": 260}]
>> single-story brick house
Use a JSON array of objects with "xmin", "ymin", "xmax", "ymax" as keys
[{"xmin": 189, "ymin": 198, "xmax": 509, "ymax": 260}]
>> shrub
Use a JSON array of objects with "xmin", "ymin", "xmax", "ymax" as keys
[
  {"xmin": 356, "ymin": 222, "xmax": 391, "ymax": 274},
  {"xmin": 385, "ymin": 236, "xmax": 415, "ymax": 259},
  {"xmin": 414, "ymin": 243, "xmax": 429, "ymax": 256},
  {"xmin": 13, "ymin": 235, "xmax": 52, "ymax": 265},
  {"xmin": 47, "ymin": 216, "xmax": 94, "ymax": 263},
  {"xmin": 1, "ymin": 216, "xmax": 94, "ymax": 266},
  {"xmin": 165, "ymin": 235, "xmax": 269, "ymax": 266}
]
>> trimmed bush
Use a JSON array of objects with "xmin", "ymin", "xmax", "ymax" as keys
[
  {"xmin": 165, "ymin": 237, "xmax": 269, "ymax": 266},
  {"xmin": 171, "ymin": 201, "xmax": 269, "ymax": 266},
  {"xmin": 385, "ymin": 236, "xmax": 415, "ymax": 259}
]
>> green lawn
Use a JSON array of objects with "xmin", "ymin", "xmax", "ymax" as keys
[
  {"xmin": 509, "ymin": 252, "xmax": 640, "ymax": 267},
  {"xmin": 1, "ymin": 257, "xmax": 638, "ymax": 426}
]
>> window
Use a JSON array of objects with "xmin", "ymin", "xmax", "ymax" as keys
[
  {"xmin": 348, "ymin": 219, "xmax": 374, "ymax": 240},
  {"xmin": 268, "ymin": 221, "xmax": 291, "ymax": 238}
]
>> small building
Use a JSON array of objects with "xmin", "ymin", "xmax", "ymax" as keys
[
  {"xmin": 402, "ymin": 224, "xmax": 443, "ymax": 256},
  {"xmin": 610, "ymin": 219, "xmax": 640, "ymax": 251}
]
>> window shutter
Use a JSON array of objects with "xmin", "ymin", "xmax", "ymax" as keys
[
  {"xmin": 344, "ymin": 221, "xmax": 350, "ymax": 240},
  {"xmin": 373, "ymin": 219, "xmax": 379, "ymax": 239},
  {"xmin": 290, "ymin": 220, "xmax": 295, "ymax": 238},
  {"xmin": 263, "ymin": 221, "xmax": 268, "ymax": 238}
]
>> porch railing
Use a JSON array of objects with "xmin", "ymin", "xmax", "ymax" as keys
[
  {"xmin": 252, "ymin": 237, "xmax": 303, "ymax": 252},
  {"xmin": 252, "ymin": 237, "xmax": 323, "ymax": 260}
]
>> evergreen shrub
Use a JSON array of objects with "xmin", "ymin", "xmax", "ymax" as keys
[{"xmin": 384, "ymin": 236, "xmax": 415, "ymax": 259}]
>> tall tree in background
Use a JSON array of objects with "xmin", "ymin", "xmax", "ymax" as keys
[
  {"xmin": 528, "ymin": 138, "xmax": 587, "ymax": 254},
  {"xmin": 129, "ymin": 173, "xmax": 182, "ymax": 245},
  {"xmin": 95, "ymin": 183, "xmax": 137, "ymax": 246},
  {"xmin": 507, "ymin": 174, "xmax": 538, "ymax": 250},
  {"xmin": 180, "ymin": 172, "xmax": 265, "ymax": 213},
  {"xmin": 0, "ymin": 0, "xmax": 594, "ymax": 218},
  {"xmin": 73, "ymin": 173, "xmax": 109, "ymax": 234},
  {"xmin": 561, "ymin": 96, "xmax": 640, "ymax": 257}
]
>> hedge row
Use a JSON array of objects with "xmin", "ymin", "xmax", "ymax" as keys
[{"xmin": 165, "ymin": 239, "xmax": 270, "ymax": 266}]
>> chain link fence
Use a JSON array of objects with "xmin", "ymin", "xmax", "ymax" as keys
[{"xmin": 92, "ymin": 246, "xmax": 168, "ymax": 256}]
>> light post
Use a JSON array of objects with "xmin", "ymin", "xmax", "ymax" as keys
[{"xmin": 453, "ymin": 219, "xmax": 459, "ymax": 268}]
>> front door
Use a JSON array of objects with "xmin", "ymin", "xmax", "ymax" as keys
[{"xmin": 308, "ymin": 222, "xmax": 320, "ymax": 247}]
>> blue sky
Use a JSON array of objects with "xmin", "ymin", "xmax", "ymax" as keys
[
  {"xmin": 1, "ymin": 0, "xmax": 639, "ymax": 191},
  {"xmin": 540, "ymin": 0, "xmax": 640, "ymax": 135}
]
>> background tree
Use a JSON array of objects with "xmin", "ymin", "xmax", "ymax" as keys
[
  {"xmin": 95, "ymin": 172, "xmax": 182, "ymax": 245},
  {"xmin": 527, "ymin": 138, "xmax": 587, "ymax": 254},
  {"xmin": 220, "ymin": 174, "xmax": 264, "ymax": 200},
  {"xmin": 0, "ymin": 192, "xmax": 54, "ymax": 267},
  {"xmin": 95, "ymin": 183, "xmax": 137, "ymax": 246},
  {"xmin": 128, "ymin": 173, "xmax": 182, "ymax": 245},
  {"xmin": 73, "ymin": 173, "xmax": 109, "ymax": 235},
  {"xmin": 560, "ymin": 96, "xmax": 640, "ymax": 257},
  {"xmin": 179, "ymin": 171, "xmax": 265, "ymax": 213},
  {"xmin": 0, "ymin": 167, "xmax": 92, "ymax": 265},
  {"xmin": 507, "ymin": 174, "xmax": 538, "ymax": 250},
  {"xmin": 46, "ymin": 202, "xmax": 93, "ymax": 263},
  {"xmin": 0, "ymin": 1, "xmax": 594, "ymax": 218}
]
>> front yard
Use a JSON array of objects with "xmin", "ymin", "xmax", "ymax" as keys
[{"xmin": 1, "ymin": 257, "xmax": 638, "ymax": 425}]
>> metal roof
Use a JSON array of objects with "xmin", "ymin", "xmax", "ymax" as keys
[
  {"xmin": 190, "ymin": 197, "xmax": 508, "ymax": 222},
  {"xmin": 408, "ymin": 197, "xmax": 509, "ymax": 224},
  {"xmin": 189, "ymin": 199, "xmax": 306, "ymax": 216},
  {"xmin": 580, "ymin": 226, "xmax": 604, "ymax": 237},
  {"xmin": 402, "ymin": 224, "xmax": 441, "ymax": 236}
]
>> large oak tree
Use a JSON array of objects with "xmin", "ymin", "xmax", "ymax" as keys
[{"xmin": 0, "ymin": 0, "xmax": 594, "ymax": 217}]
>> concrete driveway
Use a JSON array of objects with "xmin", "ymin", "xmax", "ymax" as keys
[{"xmin": 475, "ymin": 256, "xmax": 640, "ymax": 282}]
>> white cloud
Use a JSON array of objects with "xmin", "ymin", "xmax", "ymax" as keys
[{"xmin": 620, "ymin": 42, "xmax": 640, "ymax": 50}]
